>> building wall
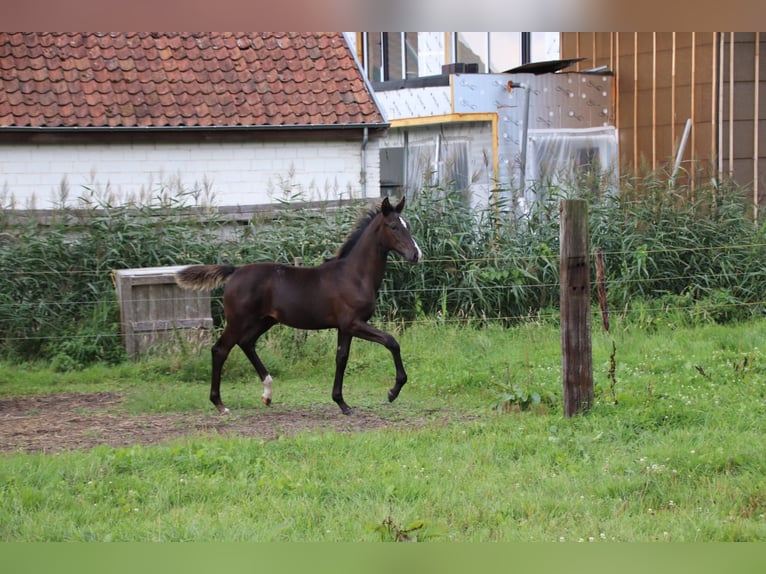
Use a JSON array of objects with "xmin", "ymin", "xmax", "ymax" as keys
[
  {"xmin": 0, "ymin": 136, "xmax": 380, "ymax": 210},
  {"xmin": 562, "ymin": 32, "xmax": 718, "ymax": 173},
  {"xmin": 380, "ymin": 120, "xmax": 495, "ymax": 209},
  {"xmin": 720, "ymin": 33, "xmax": 766, "ymax": 212},
  {"xmin": 561, "ymin": 32, "xmax": 765, "ymax": 213}
]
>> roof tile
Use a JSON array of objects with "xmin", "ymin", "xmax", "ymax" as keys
[{"xmin": 1, "ymin": 32, "xmax": 385, "ymax": 130}]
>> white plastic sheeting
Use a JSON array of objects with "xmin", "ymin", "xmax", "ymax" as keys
[{"xmin": 524, "ymin": 126, "xmax": 619, "ymax": 207}]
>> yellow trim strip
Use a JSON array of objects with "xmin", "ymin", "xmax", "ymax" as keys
[{"xmin": 389, "ymin": 112, "xmax": 496, "ymax": 128}]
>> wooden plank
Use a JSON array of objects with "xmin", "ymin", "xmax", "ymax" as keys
[
  {"xmin": 121, "ymin": 274, "xmax": 182, "ymax": 287},
  {"xmin": 132, "ymin": 318, "xmax": 214, "ymax": 333}
]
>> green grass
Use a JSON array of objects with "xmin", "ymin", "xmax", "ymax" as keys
[{"xmin": 1, "ymin": 319, "xmax": 766, "ymax": 541}]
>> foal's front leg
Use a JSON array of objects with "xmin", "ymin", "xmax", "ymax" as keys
[
  {"xmin": 332, "ymin": 331, "xmax": 354, "ymax": 415},
  {"xmin": 348, "ymin": 320, "xmax": 408, "ymax": 404}
]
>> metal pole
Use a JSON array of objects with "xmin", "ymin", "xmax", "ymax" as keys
[{"xmin": 672, "ymin": 118, "xmax": 693, "ymax": 185}]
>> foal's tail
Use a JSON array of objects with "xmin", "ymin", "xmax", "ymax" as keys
[{"xmin": 175, "ymin": 264, "xmax": 237, "ymax": 291}]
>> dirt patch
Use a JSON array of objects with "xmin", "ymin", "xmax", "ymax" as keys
[{"xmin": 0, "ymin": 392, "xmax": 444, "ymax": 454}]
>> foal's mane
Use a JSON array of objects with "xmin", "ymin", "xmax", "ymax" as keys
[{"xmin": 333, "ymin": 205, "xmax": 381, "ymax": 259}]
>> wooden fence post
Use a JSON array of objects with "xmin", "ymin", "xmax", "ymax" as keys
[{"xmin": 560, "ymin": 199, "xmax": 593, "ymax": 416}]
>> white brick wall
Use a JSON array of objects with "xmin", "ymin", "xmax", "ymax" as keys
[{"xmin": 0, "ymin": 138, "xmax": 380, "ymax": 210}]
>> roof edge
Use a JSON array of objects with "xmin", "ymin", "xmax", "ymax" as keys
[
  {"xmin": 0, "ymin": 123, "xmax": 390, "ymax": 133},
  {"xmin": 343, "ymin": 32, "xmax": 389, "ymax": 125}
]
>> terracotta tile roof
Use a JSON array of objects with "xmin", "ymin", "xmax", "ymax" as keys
[{"xmin": 0, "ymin": 32, "xmax": 386, "ymax": 129}]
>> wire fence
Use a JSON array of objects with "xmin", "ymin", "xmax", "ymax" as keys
[{"xmin": 2, "ymin": 244, "xmax": 765, "ymax": 347}]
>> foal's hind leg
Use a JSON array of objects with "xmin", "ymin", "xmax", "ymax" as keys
[
  {"xmin": 332, "ymin": 331, "xmax": 354, "ymax": 415},
  {"xmin": 210, "ymin": 328, "xmax": 238, "ymax": 414},
  {"xmin": 238, "ymin": 318, "xmax": 277, "ymax": 406}
]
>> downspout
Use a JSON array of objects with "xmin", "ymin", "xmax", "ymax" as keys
[
  {"xmin": 671, "ymin": 118, "xmax": 692, "ymax": 186},
  {"xmin": 361, "ymin": 126, "xmax": 369, "ymax": 198},
  {"xmin": 508, "ymin": 81, "xmax": 531, "ymax": 193},
  {"xmin": 343, "ymin": 33, "xmax": 389, "ymax": 200},
  {"xmin": 520, "ymin": 83, "xmax": 531, "ymax": 194},
  {"xmin": 403, "ymin": 130, "xmax": 409, "ymax": 198}
]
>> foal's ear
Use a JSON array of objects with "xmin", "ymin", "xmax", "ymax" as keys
[
  {"xmin": 381, "ymin": 196, "xmax": 393, "ymax": 215},
  {"xmin": 395, "ymin": 196, "xmax": 405, "ymax": 213}
]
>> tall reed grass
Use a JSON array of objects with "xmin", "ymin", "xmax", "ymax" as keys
[{"xmin": 1, "ymin": 170, "xmax": 764, "ymax": 364}]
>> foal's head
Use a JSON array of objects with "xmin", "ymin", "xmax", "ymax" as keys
[{"xmin": 378, "ymin": 196, "xmax": 423, "ymax": 264}]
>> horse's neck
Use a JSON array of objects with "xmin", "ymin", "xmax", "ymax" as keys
[{"xmin": 343, "ymin": 224, "xmax": 388, "ymax": 289}]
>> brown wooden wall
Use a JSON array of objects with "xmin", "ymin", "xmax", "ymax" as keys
[{"xmin": 561, "ymin": 32, "xmax": 765, "ymax": 215}]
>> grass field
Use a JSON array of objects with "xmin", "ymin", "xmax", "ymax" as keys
[{"xmin": 1, "ymin": 319, "xmax": 765, "ymax": 541}]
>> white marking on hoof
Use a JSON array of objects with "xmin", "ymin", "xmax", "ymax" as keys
[
  {"xmin": 220, "ymin": 407, "xmax": 231, "ymax": 415},
  {"xmin": 261, "ymin": 374, "xmax": 273, "ymax": 406}
]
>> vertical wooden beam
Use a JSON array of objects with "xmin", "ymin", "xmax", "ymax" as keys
[
  {"xmin": 576, "ymin": 32, "xmax": 581, "ymax": 70},
  {"xmin": 712, "ymin": 32, "xmax": 718, "ymax": 170},
  {"xmin": 592, "ymin": 32, "xmax": 597, "ymax": 69},
  {"xmin": 754, "ymin": 32, "xmax": 761, "ymax": 222},
  {"xmin": 672, "ymin": 33, "xmax": 677, "ymax": 157},
  {"xmin": 652, "ymin": 32, "xmax": 657, "ymax": 171},
  {"xmin": 718, "ymin": 32, "xmax": 725, "ymax": 179},
  {"xmin": 691, "ymin": 32, "xmax": 697, "ymax": 185},
  {"xmin": 634, "ymin": 33, "xmax": 639, "ymax": 171},
  {"xmin": 615, "ymin": 33, "xmax": 621, "ymax": 133},
  {"xmin": 729, "ymin": 32, "xmax": 735, "ymax": 178},
  {"xmin": 560, "ymin": 199, "xmax": 593, "ymax": 417}
]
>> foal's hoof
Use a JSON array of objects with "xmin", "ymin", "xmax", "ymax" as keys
[
  {"xmin": 261, "ymin": 396, "xmax": 272, "ymax": 407},
  {"xmin": 218, "ymin": 406, "xmax": 231, "ymax": 416},
  {"xmin": 340, "ymin": 406, "xmax": 354, "ymax": 416},
  {"xmin": 388, "ymin": 389, "xmax": 399, "ymax": 403}
]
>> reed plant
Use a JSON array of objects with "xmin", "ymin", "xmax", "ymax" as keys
[{"xmin": 1, "ymin": 169, "xmax": 764, "ymax": 365}]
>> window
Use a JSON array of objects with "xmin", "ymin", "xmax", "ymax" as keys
[
  {"xmin": 380, "ymin": 147, "xmax": 405, "ymax": 197},
  {"xmin": 363, "ymin": 32, "xmax": 418, "ymax": 82},
  {"xmin": 447, "ymin": 33, "xmax": 560, "ymax": 73},
  {"xmin": 449, "ymin": 32, "xmax": 524, "ymax": 73},
  {"xmin": 360, "ymin": 32, "xmax": 560, "ymax": 81},
  {"xmin": 380, "ymin": 136, "xmax": 471, "ymax": 201}
]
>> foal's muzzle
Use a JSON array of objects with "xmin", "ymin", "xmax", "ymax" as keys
[{"xmin": 408, "ymin": 242, "xmax": 423, "ymax": 263}]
